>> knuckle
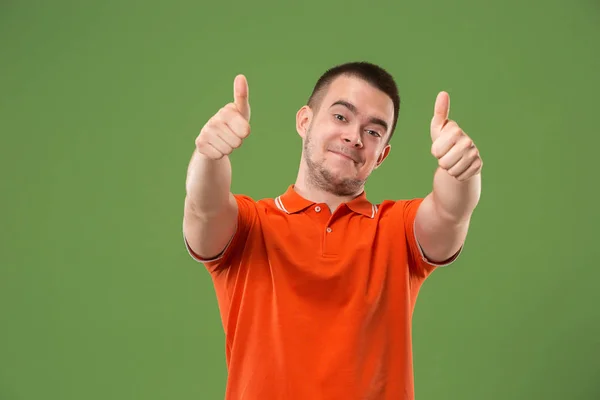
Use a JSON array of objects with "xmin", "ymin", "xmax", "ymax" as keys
[
  {"xmin": 198, "ymin": 127, "xmax": 212, "ymax": 142},
  {"xmin": 197, "ymin": 122, "xmax": 219, "ymax": 143},
  {"xmin": 195, "ymin": 141, "xmax": 210, "ymax": 155},
  {"xmin": 195, "ymin": 132, "xmax": 207, "ymax": 146},
  {"xmin": 444, "ymin": 120, "xmax": 457, "ymax": 131},
  {"xmin": 241, "ymin": 124, "xmax": 251, "ymax": 138},
  {"xmin": 220, "ymin": 103, "xmax": 236, "ymax": 117},
  {"xmin": 232, "ymin": 136, "xmax": 243, "ymax": 147},
  {"xmin": 215, "ymin": 109, "xmax": 227, "ymax": 120},
  {"xmin": 452, "ymin": 128, "xmax": 463, "ymax": 140},
  {"xmin": 438, "ymin": 159, "xmax": 451, "ymax": 169},
  {"xmin": 233, "ymin": 123, "xmax": 250, "ymax": 140},
  {"xmin": 216, "ymin": 105, "xmax": 230, "ymax": 117},
  {"xmin": 202, "ymin": 119, "xmax": 216, "ymax": 132}
]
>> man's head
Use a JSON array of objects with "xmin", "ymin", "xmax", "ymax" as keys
[{"xmin": 296, "ymin": 61, "xmax": 400, "ymax": 196}]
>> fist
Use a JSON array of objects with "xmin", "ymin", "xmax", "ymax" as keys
[
  {"xmin": 430, "ymin": 92, "xmax": 482, "ymax": 181},
  {"xmin": 195, "ymin": 74, "xmax": 251, "ymax": 160}
]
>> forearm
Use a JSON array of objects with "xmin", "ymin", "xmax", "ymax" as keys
[
  {"xmin": 414, "ymin": 168, "xmax": 480, "ymax": 262},
  {"xmin": 184, "ymin": 150, "xmax": 233, "ymax": 218},
  {"xmin": 415, "ymin": 91, "xmax": 482, "ymax": 262},
  {"xmin": 431, "ymin": 166, "xmax": 481, "ymax": 224},
  {"xmin": 182, "ymin": 74, "xmax": 250, "ymax": 260}
]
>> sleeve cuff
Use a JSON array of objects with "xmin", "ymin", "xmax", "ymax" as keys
[
  {"xmin": 413, "ymin": 219, "xmax": 463, "ymax": 267},
  {"xmin": 183, "ymin": 221, "xmax": 237, "ymax": 264}
]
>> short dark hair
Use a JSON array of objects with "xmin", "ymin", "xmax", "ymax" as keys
[{"xmin": 307, "ymin": 61, "xmax": 401, "ymax": 143}]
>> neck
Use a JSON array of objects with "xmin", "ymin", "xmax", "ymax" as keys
[{"xmin": 294, "ymin": 161, "xmax": 364, "ymax": 213}]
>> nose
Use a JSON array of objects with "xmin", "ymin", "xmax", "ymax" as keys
[{"xmin": 341, "ymin": 129, "xmax": 363, "ymax": 148}]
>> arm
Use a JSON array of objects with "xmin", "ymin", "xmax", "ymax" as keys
[
  {"xmin": 415, "ymin": 167, "xmax": 481, "ymax": 263},
  {"xmin": 183, "ymin": 152, "xmax": 238, "ymax": 260},
  {"xmin": 414, "ymin": 91, "xmax": 483, "ymax": 263},
  {"xmin": 183, "ymin": 74, "xmax": 252, "ymax": 260}
]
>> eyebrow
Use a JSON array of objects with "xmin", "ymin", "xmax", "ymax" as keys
[{"xmin": 329, "ymin": 100, "xmax": 389, "ymax": 132}]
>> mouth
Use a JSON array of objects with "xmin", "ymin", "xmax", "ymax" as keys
[{"xmin": 328, "ymin": 150, "xmax": 357, "ymax": 163}]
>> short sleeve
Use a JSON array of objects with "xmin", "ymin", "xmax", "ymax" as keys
[
  {"xmin": 183, "ymin": 194, "xmax": 257, "ymax": 272},
  {"xmin": 402, "ymin": 198, "xmax": 462, "ymax": 278}
]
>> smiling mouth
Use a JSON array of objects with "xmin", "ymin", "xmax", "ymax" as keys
[{"xmin": 329, "ymin": 150, "xmax": 356, "ymax": 163}]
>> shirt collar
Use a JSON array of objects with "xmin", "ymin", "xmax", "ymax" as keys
[{"xmin": 275, "ymin": 185, "xmax": 379, "ymax": 218}]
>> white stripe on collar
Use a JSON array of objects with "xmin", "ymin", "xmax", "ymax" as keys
[
  {"xmin": 275, "ymin": 196, "xmax": 290, "ymax": 214},
  {"xmin": 276, "ymin": 195, "xmax": 377, "ymax": 218}
]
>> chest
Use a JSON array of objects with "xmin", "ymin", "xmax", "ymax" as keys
[
  {"xmin": 245, "ymin": 212, "xmax": 411, "ymax": 309},
  {"xmin": 264, "ymin": 209, "xmax": 387, "ymax": 257}
]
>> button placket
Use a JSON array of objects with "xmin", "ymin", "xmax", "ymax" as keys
[{"xmin": 322, "ymin": 209, "xmax": 341, "ymax": 256}]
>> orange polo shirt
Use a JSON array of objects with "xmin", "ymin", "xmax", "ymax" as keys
[{"xmin": 185, "ymin": 185, "xmax": 460, "ymax": 400}]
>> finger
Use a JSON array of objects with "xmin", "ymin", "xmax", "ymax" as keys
[
  {"xmin": 437, "ymin": 135, "xmax": 473, "ymax": 169},
  {"xmin": 431, "ymin": 122, "xmax": 462, "ymax": 158},
  {"xmin": 213, "ymin": 119, "xmax": 244, "ymax": 149},
  {"xmin": 233, "ymin": 74, "xmax": 251, "ymax": 121},
  {"xmin": 455, "ymin": 158, "xmax": 483, "ymax": 181},
  {"xmin": 200, "ymin": 120, "xmax": 236, "ymax": 155},
  {"xmin": 447, "ymin": 147, "xmax": 480, "ymax": 178},
  {"xmin": 431, "ymin": 91, "xmax": 450, "ymax": 133},
  {"xmin": 201, "ymin": 143, "xmax": 225, "ymax": 160},
  {"xmin": 446, "ymin": 154, "xmax": 473, "ymax": 177},
  {"xmin": 207, "ymin": 131, "xmax": 234, "ymax": 156},
  {"xmin": 218, "ymin": 105, "xmax": 251, "ymax": 139},
  {"xmin": 196, "ymin": 136, "xmax": 224, "ymax": 159}
]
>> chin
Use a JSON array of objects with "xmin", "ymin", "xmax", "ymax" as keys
[
  {"xmin": 329, "ymin": 158, "xmax": 360, "ymax": 173},
  {"xmin": 324, "ymin": 165, "xmax": 361, "ymax": 183},
  {"xmin": 322, "ymin": 163, "xmax": 351, "ymax": 177}
]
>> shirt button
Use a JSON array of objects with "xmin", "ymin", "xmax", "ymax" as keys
[
  {"xmin": 315, "ymin": 206, "xmax": 321, "ymax": 212},
  {"xmin": 326, "ymin": 227, "xmax": 332, "ymax": 233}
]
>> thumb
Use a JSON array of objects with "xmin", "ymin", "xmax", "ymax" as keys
[
  {"xmin": 233, "ymin": 74, "xmax": 251, "ymax": 121},
  {"xmin": 430, "ymin": 91, "xmax": 449, "ymax": 139}
]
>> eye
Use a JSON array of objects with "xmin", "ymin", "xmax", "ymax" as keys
[
  {"xmin": 367, "ymin": 130, "xmax": 381, "ymax": 138},
  {"xmin": 334, "ymin": 114, "xmax": 347, "ymax": 122}
]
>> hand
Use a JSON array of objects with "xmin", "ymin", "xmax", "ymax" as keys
[
  {"xmin": 430, "ymin": 92, "xmax": 482, "ymax": 181},
  {"xmin": 195, "ymin": 74, "xmax": 252, "ymax": 160}
]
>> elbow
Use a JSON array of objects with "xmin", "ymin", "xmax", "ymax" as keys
[{"xmin": 414, "ymin": 207, "xmax": 470, "ymax": 263}]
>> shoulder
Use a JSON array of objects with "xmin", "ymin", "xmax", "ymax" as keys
[
  {"xmin": 230, "ymin": 193, "xmax": 284, "ymax": 217},
  {"xmin": 375, "ymin": 197, "xmax": 426, "ymax": 221},
  {"xmin": 232, "ymin": 193, "xmax": 279, "ymax": 208}
]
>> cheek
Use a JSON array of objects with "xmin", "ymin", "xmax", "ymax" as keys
[
  {"xmin": 361, "ymin": 150, "xmax": 382, "ymax": 169},
  {"xmin": 309, "ymin": 130, "xmax": 330, "ymax": 150},
  {"xmin": 306, "ymin": 133, "xmax": 326, "ymax": 159}
]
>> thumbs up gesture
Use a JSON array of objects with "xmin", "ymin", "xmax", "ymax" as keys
[
  {"xmin": 195, "ymin": 75, "xmax": 252, "ymax": 160},
  {"xmin": 430, "ymin": 92, "xmax": 482, "ymax": 181}
]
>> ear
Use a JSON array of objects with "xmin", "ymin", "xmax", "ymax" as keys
[
  {"xmin": 374, "ymin": 144, "xmax": 391, "ymax": 169},
  {"xmin": 296, "ymin": 105, "xmax": 313, "ymax": 139}
]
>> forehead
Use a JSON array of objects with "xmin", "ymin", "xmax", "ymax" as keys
[{"xmin": 321, "ymin": 75, "xmax": 394, "ymax": 120}]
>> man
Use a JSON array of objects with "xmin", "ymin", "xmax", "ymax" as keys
[{"xmin": 182, "ymin": 61, "xmax": 482, "ymax": 399}]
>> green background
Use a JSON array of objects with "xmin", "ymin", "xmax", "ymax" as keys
[{"xmin": 1, "ymin": 0, "xmax": 599, "ymax": 399}]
